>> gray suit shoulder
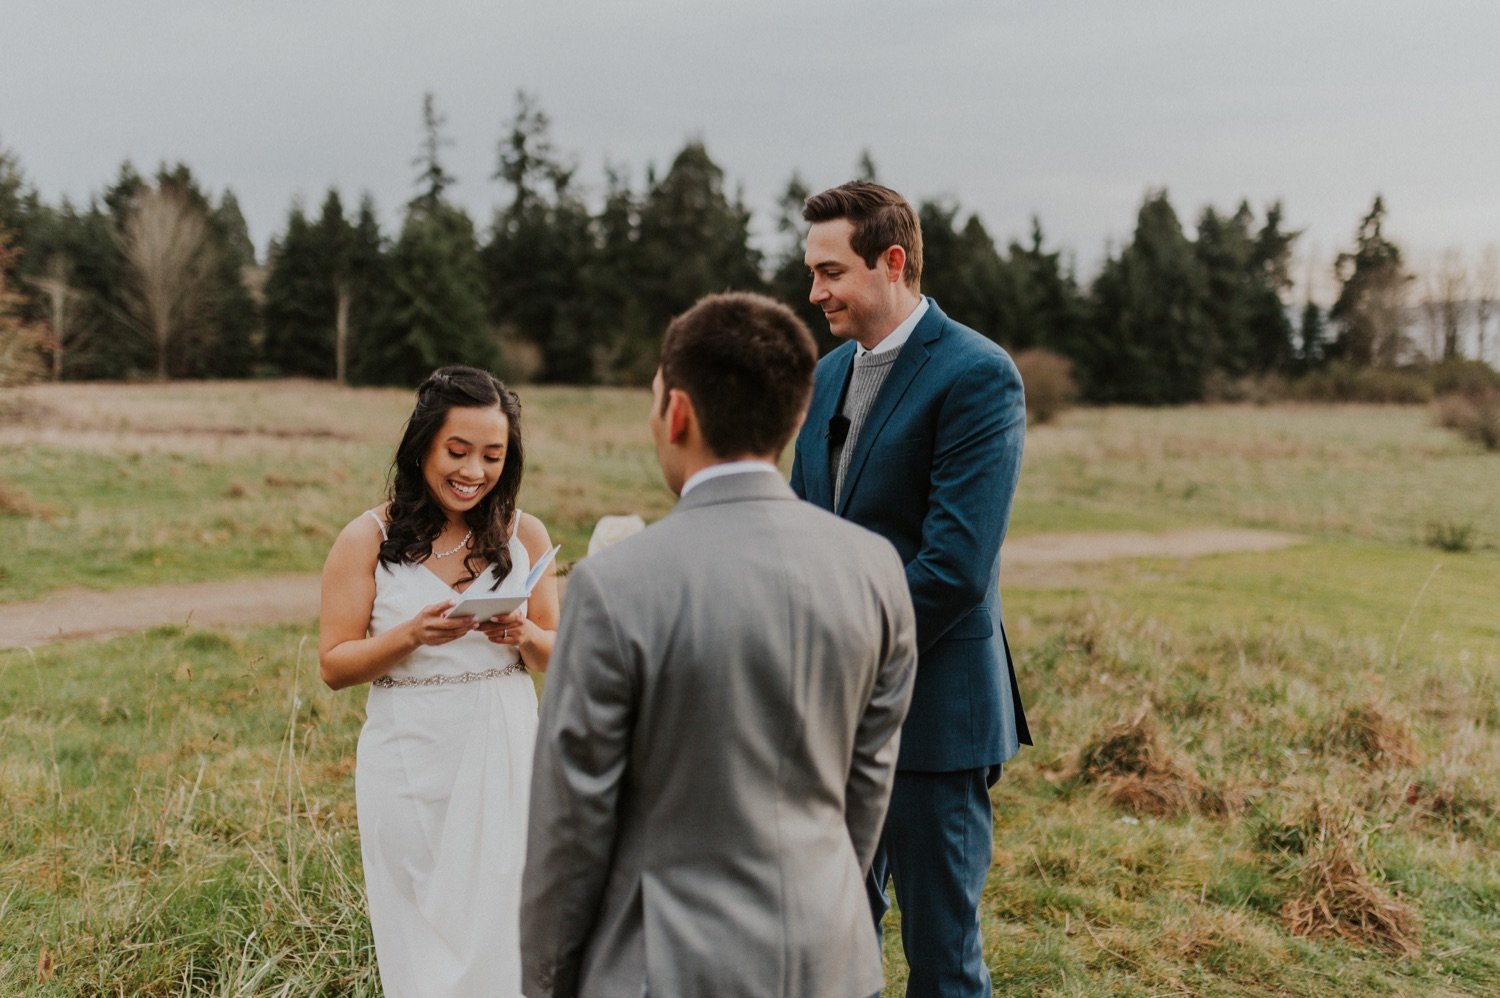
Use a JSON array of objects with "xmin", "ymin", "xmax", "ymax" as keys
[{"xmin": 792, "ymin": 500, "xmax": 907, "ymax": 574}]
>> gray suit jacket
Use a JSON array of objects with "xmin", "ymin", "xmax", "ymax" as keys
[{"xmin": 521, "ymin": 471, "xmax": 917, "ymax": 998}]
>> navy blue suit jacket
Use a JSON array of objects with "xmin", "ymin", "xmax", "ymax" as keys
[{"xmin": 791, "ymin": 299, "xmax": 1030, "ymax": 771}]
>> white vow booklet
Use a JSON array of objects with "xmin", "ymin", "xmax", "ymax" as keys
[{"xmin": 445, "ymin": 544, "xmax": 560, "ymax": 621}]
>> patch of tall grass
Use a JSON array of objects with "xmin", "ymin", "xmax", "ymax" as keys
[{"xmin": 0, "ymin": 626, "xmax": 378, "ymax": 994}]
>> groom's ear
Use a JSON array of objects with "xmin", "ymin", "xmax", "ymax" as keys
[
  {"xmin": 881, "ymin": 245, "xmax": 907, "ymax": 285},
  {"xmin": 665, "ymin": 387, "xmax": 696, "ymax": 445}
]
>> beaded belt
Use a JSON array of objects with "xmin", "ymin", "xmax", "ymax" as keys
[{"xmin": 373, "ymin": 663, "xmax": 527, "ymax": 688}]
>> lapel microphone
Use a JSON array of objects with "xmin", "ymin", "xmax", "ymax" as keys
[{"xmin": 826, "ymin": 414, "xmax": 851, "ymax": 447}]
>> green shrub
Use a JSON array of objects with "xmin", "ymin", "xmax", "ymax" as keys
[
  {"xmin": 1429, "ymin": 359, "xmax": 1500, "ymax": 398},
  {"xmin": 1424, "ymin": 520, "xmax": 1476, "ymax": 552},
  {"xmin": 1291, "ymin": 363, "xmax": 1434, "ymax": 404}
]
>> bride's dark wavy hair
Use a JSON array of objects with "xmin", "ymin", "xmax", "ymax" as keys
[{"xmin": 380, "ymin": 366, "xmax": 524, "ymax": 590}]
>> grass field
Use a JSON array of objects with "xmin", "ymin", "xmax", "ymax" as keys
[{"xmin": 2, "ymin": 381, "xmax": 1498, "ymax": 995}]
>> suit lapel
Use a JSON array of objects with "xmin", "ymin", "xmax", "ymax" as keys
[
  {"xmin": 835, "ymin": 304, "xmax": 944, "ymax": 517},
  {"xmin": 804, "ymin": 345, "xmax": 854, "ymax": 511}
]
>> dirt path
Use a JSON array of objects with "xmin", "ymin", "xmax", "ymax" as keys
[{"xmin": 0, "ymin": 528, "xmax": 1303, "ymax": 650}]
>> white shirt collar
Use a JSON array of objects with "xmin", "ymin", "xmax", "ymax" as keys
[
  {"xmin": 680, "ymin": 460, "xmax": 781, "ymax": 497},
  {"xmin": 858, "ymin": 296, "xmax": 929, "ymax": 358}
]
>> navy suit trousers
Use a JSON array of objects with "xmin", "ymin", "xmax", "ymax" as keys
[{"xmin": 867, "ymin": 765, "xmax": 1001, "ymax": 998}]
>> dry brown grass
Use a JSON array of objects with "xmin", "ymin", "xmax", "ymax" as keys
[
  {"xmin": 0, "ymin": 480, "xmax": 53, "ymax": 519},
  {"xmin": 1433, "ymin": 388, "xmax": 1500, "ymax": 451},
  {"xmin": 1277, "ymin": 802, "xmax": 1421, "ymax": 956},
  {"xmin": 1073, "ymin": 702, "xmax": 1210, "ymax": 818},
  {"xmin": 0, "ymin": 380, "xmax": 405, "ymax": 459},
  {"xmin": 1324, "ymin": 701, "xmax": 1420, "ymax": 770}
]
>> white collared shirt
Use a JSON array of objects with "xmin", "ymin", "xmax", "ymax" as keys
[
  {"xmin": 857, "ymin": 296, "xmax": 929, "ymax": 358},
  {"xmin": 679, "ymin": 460, "xmax": 781, "ymax": 497}
]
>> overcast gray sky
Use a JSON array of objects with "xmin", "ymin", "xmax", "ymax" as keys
[{"xmin": 5, "ymin": 1, "xmax": 1497, "ymax": 293}]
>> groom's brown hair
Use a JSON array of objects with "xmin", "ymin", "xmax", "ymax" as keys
[
  {"xmin": 659, "ymin": 291, "xmax": 817, "ymax": 460},
  {"xmin": 803, "ymin": 181, "xmax": 924, "ymax": 290}
]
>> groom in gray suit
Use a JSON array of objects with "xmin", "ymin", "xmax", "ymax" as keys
[{"xmin": 521, "ymin": 291, "xmax": 918, "ymax": 998}]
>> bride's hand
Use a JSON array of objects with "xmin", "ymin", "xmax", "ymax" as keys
[
  {"xmin": 408, "ymin": 601, "xmax": 476, "ymax": 646},
  {"xmin": 477, "ymin": 609, "xmax": 526, "ymax": 647}
]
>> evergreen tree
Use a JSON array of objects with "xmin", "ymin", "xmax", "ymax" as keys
[
  {"xmin": 343, "ymin": 194, "xmax": 394, "ymax": 385},
  {"xmin": 917, "ymin": 199, "xmax": 1015, "ymax": 344},
  {"xmin": 1085, "ymin": 190, "xmax": 1212, "ymax": 403},
  {"xmin": 1248, "ymin": 203, "xmax": 1299, "ymax": 372},
  {"xmin": 1194, "ymin": 204, "xmax": 1259, "ymax": 377},
  {"xmin": 86, "ymin": 163, "xmax": 152, "ymax": 379},
  {"xmin": 0, "ymin": 232, "xmax": 50, "ymax": 386},
  {"xmin": 411, "ymin": 93, "xmax": 456, "ymax": 213},
  {"xmin": 1009, "ymin": 218, "xmax": 1088, "ymax": 359},
  {"xmin": 1329, "ymin": 195, "xmax": 1409, "ymax": 366},
  {"xmin": 0, "ymin": 144, "xmax": 40, "ymax": 267},
  {"xmin": 588, "ymin": 165, "xmax": 655, "ymax": 383},
  {"xmin": 383, "ymin": 203, "xmax": 490, "ymax": 385},
  {"xmin": 482, "ymin": 92, "xmax": 598, "ymax": 382},
  {"xmin": 31, "ymin": 196, "xmax": 133, "ymax": 379},
  {"xmin": 629, "ymin": 141, "xmax": 762, "ymax": 382},
  {"xmin": 261, "ymin": 203, "xmax": 330, "ymax": 376},
  {"xmin": 376, "ymin": 98, "xmax": 490, "ymax": 385},
  {"xmin": 216, "ymin": 190, "xmax": 257, "ymax": 268},
  {"xmin": 1194, "ymin": 200, "xmax": 1299, "ymax": 378},
  {"xmin": 262, "ymin": 189, "xmax": 388, "ymax": 381},
  {"xmin": 1298, "ymin": 301, "xmax": 1327, "ymax": 367}
]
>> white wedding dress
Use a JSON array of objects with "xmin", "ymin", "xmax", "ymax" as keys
[{"xmin": 356, "ymin": 511, "xmax": 538, "ymax": 997}]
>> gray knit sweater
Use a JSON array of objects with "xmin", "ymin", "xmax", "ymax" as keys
[{"xmin": 833, "ymin": 348, "xmax": 900, "ymax": 506}]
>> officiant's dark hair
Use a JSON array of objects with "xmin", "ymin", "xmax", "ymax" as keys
[
  {"xmin": 382, "ymin": 366, "xmax": 524, "ymax": 590},
  {"xmin": 803, "ymin": 181, "xmax": 923, "ymax": 290},
  {"xmin": 660, "ymin": 292, "xmax": 816, "ymax": 459}
]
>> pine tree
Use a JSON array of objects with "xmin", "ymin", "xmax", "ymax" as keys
[
  {"xmin": 261, "ymin": 203, "xmax": 330, "ymax": 376},
  {"xmin": 343, "ymin": 195, "xmax": 393, "ymax": 385},
  {"xmin": 588, "ymin": 165, "xmax": 654, "ymax": 384},
  {"xmin": 1010, "ymin": 218, "xmax": 1088, "ymax": 359},
  {"xmin": 383, "ymin": 203, "xmax": 490, "ymax": 385},
  {"xmin": 1086, "ymin": 190, "xmax": 1212, "ymax": 403},
  {"xmin": 411, "ymin": 93, "xmax": 456, "ymax": 213},
  {"xmin": 0, "ymin": 233, "xmax": 50, "ymax": 386},
  {"xmin": 35, "ymin": 197, "xmax": 132, "ymax": 379},
  {"xmin": 1329, "ymin": 196, "xmax": 1409, "ymax": 367},
  {"xmin": 1248, "ymin": 202, "xmax": 1299, "ymax": 372},
  {"xmin": 483, "ymin": 92, "xmax": 598, "ymax": 382},
  {"xmin": 377, "ymin": 97, "xmax": 490, "ymax": 385},
  {"xmin": 1194, "ymin": 204, "xmax": 1258, "ymax": 377},
  {"xmin": 918, "ymin": 200, "xmax": 1015, "ymax": 344},
  {"xmin": 629, "ymin": 141, "xmax": 762, "ymax": 382},
  {"xmin": 1298, "ymin": 302, "xmax": 1327, "ymax": 366}
]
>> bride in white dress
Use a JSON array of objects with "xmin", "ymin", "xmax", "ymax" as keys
[{"xmin": 318, "ymin": 367, "xmax": 558, "ymax": 997}]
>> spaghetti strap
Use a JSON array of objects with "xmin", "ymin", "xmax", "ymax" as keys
[
  {"xmin": 365, "ymin": 509, "xmax": 389, "ymax": 540},
  {"xmin": 510, "ymin": 510, "xmax": 522, "ymax": 540}
]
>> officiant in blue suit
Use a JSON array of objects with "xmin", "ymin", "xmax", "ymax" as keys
[{"xmin": 790, "ymin": 181, "xmax": 1031, "ymax": 998}]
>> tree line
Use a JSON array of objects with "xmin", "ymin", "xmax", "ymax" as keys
[{"xmin": 2, "ymin": 93, "xmax": 1495, "ymax": 401}]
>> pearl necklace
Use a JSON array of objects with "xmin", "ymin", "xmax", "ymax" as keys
[{"xmin": 432, "ymin": 529, "xmax": 472, "ymax": 559}]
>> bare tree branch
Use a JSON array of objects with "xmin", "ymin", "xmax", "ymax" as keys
[{"xmin": 117, "ymin": 185, "xmax": 216, "ymax": 380}]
